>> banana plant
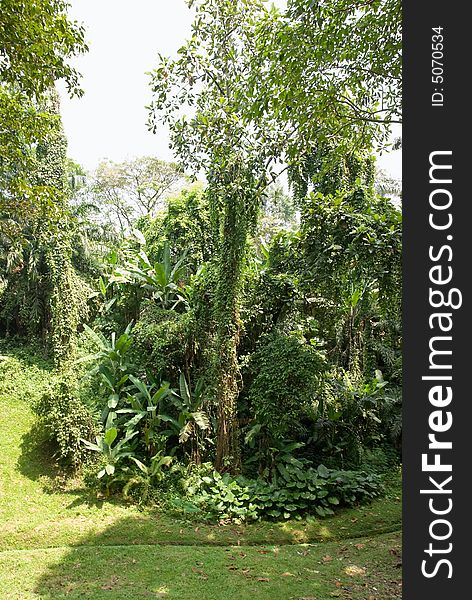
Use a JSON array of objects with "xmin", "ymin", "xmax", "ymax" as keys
[
  {"xmin": 78, "ymin": 323, "xmax": 134, "ymax": 425},
  {"xmin": 80, "ymin": 427, "xmax": 138, "ymax": 480},
  {"xmin": 166, "ymin": 374, "xmax": 211, "ymax": 463},
  {"xmin": 117, "ymin": 375, "xmax": 176, "ymax": 455},
  {"xmin": 126, "ymin": 450, "xmax": 174, "ymax": 483},
  {"xmin": 109, "ymin": 241, "xmax": 188, "ymax": 310}
]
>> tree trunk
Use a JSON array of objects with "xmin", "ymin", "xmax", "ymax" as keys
[{"xmin": 213, "ymin": 193, "xmax": 247, "ymax": 473}]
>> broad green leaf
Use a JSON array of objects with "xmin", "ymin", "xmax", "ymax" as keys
[{"xmin": 104, "ymin": 427, "xmax": 118, "ymax": 446}]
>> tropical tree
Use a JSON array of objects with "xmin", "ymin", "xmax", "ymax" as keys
[
  {"xmin": 0, "ymin": 89, "xmax": 85, "ymax": 363},
  {"xmin": 148, "ymin": 0, "xmax": 291, "ymax": 472},
  {"xmin": 90, "ymin": 157, "xmax": 187, "ymax": 232},
  {"xmin": 1, "ymin": 0, "xmax": 87, "ymax": 235},
  {"xmin": 259, "ymin": 0, "xmax": 402, "ymax": 160},
  {"xmin": 147, "ymin": 0, "xmax": 401, "ymax": 472}
]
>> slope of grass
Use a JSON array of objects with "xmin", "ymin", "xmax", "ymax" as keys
[{"xmin": 0, "ymin": 342, "xmax": 402, "ymax": 599}]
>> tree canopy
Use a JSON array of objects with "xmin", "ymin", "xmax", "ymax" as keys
[
  {"xmin": 90, "ymin": 158, "xmax": 187, "ymax": 233},
  {"xmin": 0, "ymin": 0, "xmax": 88, "ymax": 236},
  {"xmin": 147, "ymin": 0, "xmax": 401, "ymax": 470}
]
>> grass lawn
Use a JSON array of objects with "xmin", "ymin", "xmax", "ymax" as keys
[{"xmin": 0, "ymin": 343, "xmax": 402, "ymax": 599}]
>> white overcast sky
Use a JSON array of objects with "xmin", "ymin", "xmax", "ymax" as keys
[{"xmin": 58, "ymin": 0, "xmax": 401, "ymax": 180}]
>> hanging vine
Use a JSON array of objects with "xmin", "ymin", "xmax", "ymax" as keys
[
  {"xmin": 0, "ymin": 89, "xmax": 83, "ymax": 363},
  {"xmin": 36, "ymin": 89, "xmax": 82, "ymax": 365}
]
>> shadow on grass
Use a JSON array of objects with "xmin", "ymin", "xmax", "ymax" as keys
[
  {"xmin": 29, "ymin": 515, "xmax": 402, "ymax": 600},
  {"xmin": 30, "ymin": 518, "xmax": 265, "ymax": 600},
  {"xmin": 17, "ymin": 422, "xmax": 61, "ymax": 483},
  {"xmin": 16, "ymin": 422, "xmax": 130, "ymax": 510}
]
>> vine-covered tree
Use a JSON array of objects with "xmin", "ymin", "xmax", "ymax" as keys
[
  {"xmin": 148, "ymin": 0, "xmax": 282, "ymax": 472},
  {"xmin": 148, "ymin": 0, "xmax": 401, "ymax": 472},
  {"xmin": 0, "ymin": 89, "xmax": 85, "ymax": 363},
  {"xmin": 0, "ymin": 0, "xmax": 87, "ymax": 236}
]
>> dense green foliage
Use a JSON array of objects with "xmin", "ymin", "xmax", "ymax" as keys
[
  {"xmin": 180, "ymin": 462, "xmax": 383, "ymax": 522},
  {"xmin": 0, "ymin": 0, "xmax": 87, "ymax": 235},
  {"xmin": 0, "ymin": 90, "xmax": 90, "ymax": 362},
  {"xmin": 34, "ymin": 380, "xmax": 98, "ymax": 468},
  {"xmin": 0, "ymin": 0, "xmax": 402, "ymax": 527},
  {"xmin": 247, "ymin": 333, "xmax": 326, "ymax": 439}
]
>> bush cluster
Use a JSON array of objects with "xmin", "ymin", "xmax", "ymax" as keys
[
  {"xmin": 248, "ymin": 332, "xmax": 326, "ymax": 438},
  {"xmin": 178, "ymin": 461, "xmax": 383, "ymax": 522},
  {"xmin": 33, "ymin": 380, "xmax": 98, "ymax": 469}
]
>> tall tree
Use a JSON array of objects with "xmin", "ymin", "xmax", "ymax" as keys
[
  {"xmin": 0, "ymin": 89, "xmax": 82, "ymax": 363},
  {"xmin": 148, "ymin": 0, "xmax": 401, "ymax": 471},
  {"xmin": 38, "ymin": 89, "xmax": 81, "ymax": 364},
  {"xmin": 149, "ymin": 0, "xmax": 278, "ymax": 472},
  {"xmin": 90, "ymin": 157, "xmax": 187, "ymax": 233},
  {"xmin": 1, "ymin": 0, "xmax": 87, "ymax": 234}
]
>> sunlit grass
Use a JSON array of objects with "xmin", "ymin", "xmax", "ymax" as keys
[{"xmin": 0, "ymin": 343, "xmax": 402, "ymax": 599}]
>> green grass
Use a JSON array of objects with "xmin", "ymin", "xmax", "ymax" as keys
[
  {"xmin": 0, "ymin": 343, "xmax": 402, "ymax": 599},
  {"xmin": 1, "ymin": 533, "xmax": 402, "ymax": 599}
]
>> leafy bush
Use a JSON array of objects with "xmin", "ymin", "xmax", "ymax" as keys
[
  {"xmin": 248, "ymin": 333, "xmax": 326, "ymax": 438},
  {"xmin": 310, "ymin": 370, "xmax": 402, "ymax": 468},
  {"xmin": 138, "ymin": 184, "xmax": 214, "ymax": 270},
  {"xmin": 132, "ymin": 304, "xmax": 195, "ymax": 380},
  {"xmin": 33, "ymin": 380, "xmax": 98, "ymax": 469},
  {"xmin": 178, "ymin": 461, "xmax": 383, "ymax": 522}
]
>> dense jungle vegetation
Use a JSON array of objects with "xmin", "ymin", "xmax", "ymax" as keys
[{"xmin": 1, "ymin": 3, "xmax": 401, "ymax": 596}]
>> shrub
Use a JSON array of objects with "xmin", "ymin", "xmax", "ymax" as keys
[
  {"xmin": 138, "ymin": 184, "xmax": 214, "ymax": 270},
  {"xmin": 132, "ymin": 303, "xmax": 195, "ymax": 379},
  {"xmin": 33, "ymin": 380, "xmax": 98, "ymax": 469},
  {"xmin": 178, "ymin": 461, "xmax": 383, "ymax": 522},
  {"xmin": 248, "ymin": 333, "xmax": 326, "ymax": 438},
  {"xmin": 309, "ymin": 370, "xmax": 402, "ymax": 469}
]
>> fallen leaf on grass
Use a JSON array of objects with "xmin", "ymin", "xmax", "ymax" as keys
[
  {"xmin": 281, "ymin": 572, "xmax": 296, "ymax": 577},
  {"xmin": 257, "ymin": 577, "xmax": 270, "ymax": 582},
  {"xmin": 344, "ymin": 565, "xmax": 366, "ymax": 576},
  {"xmin": 101, "ymin": 576, "xmax": 119, "ymax": 590},
  {"xmin": 355, "ymin": 543, "xmax": 365, "ymax": 550},
  {"xmin": 322, "ymin": 555, "xmax": 333, "ymax": 562}
]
